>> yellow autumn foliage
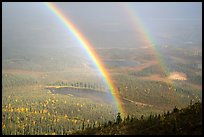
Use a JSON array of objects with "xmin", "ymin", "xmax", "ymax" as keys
[
  {"xmin": 17, "ymin": 108, "xmax": 20, "ymax": 112},
  {"xmin": 64, "ymin": 114, "xmax": 68, "ymax": 118},
  {"xmin": 21, "ymin": 108, "xmax": 24, "ymax": 112},
  {"xmin": 74, "ymin": 120, "xmax": 77, "ymax": 124},
  {"xmin": 43, "ymin": 109, "xmax": 48, "ymax": 113}
]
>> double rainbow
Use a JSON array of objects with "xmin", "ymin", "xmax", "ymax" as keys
[{"xmin": 45, "ymin": 3, "xmax": 126, "ymax": 117}]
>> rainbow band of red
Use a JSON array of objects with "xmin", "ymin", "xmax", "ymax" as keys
[{"xmin": 45, "ymin": 2, "xmax": 126, "ymax": 117}]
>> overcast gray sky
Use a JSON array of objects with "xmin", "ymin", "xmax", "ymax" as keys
[{"xmin": 2, "ymin": 2, "xmax": 202, "ymax": 50}]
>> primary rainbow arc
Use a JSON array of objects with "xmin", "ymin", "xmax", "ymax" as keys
[{"xmin": 45, "ymin": 2, "xmax": 126, "ymax": 117}]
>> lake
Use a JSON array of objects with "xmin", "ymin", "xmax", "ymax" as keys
[{"xmin": 47, "ymin": 87, "xmax": 114, "ymax": 104}]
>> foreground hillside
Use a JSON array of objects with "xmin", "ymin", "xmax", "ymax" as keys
[{"xmin": 73, "ymin": 102, "xmax": 202, "ymax": 135}]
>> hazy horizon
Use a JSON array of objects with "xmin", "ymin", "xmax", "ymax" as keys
[{"xmin": 3, "ymin": 2, "xmax": 202, "ymax": 51}]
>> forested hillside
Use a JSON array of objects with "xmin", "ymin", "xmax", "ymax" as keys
[{"xmin": 73, "ymin": 102, "xmax": 202, "ymax": 135}]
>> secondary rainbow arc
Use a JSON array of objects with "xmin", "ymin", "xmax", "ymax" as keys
[{"xmin": 121, "ymin": 3, "xmax": 170, "ymax": 77}]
